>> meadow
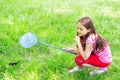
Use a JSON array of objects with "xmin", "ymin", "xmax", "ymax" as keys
[{"xmin": 0, "ymin": 0, "xmax": 120, "ymax": 80}]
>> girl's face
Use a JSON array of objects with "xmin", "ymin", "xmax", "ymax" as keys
[{"xmin": 77, "ymin": 22, "xmax": 90, "ymax": 37}]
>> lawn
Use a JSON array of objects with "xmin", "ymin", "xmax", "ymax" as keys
[{"xmin": 0, "ymin": 0, "xmax": 120, "ymax": 80}]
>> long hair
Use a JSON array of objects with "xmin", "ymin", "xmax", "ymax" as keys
[{"xmin": 77, "ymin": 17, "xmax": 108, "ymax": 51}]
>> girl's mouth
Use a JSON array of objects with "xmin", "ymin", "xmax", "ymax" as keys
[{"xmin": 78, "ymin": 33, "xmax": 82, "ymax": 36}]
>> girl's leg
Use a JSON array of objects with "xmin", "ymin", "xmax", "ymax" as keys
[
  {"xmin": 75, "ymin": 55, "xmax": 110, "ymax": 67},
  {"xmin": 75, "ymin": 55, "xmax": 110, "ymax": 75}
]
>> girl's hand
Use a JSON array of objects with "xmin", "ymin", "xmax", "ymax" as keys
[
  {"xmin": 75, "ymin": 36, "xmax": 81, "ymax": 43},
  {"xmin": 64, "ymin": 47, "xmax": 76, "ymax": 52}
]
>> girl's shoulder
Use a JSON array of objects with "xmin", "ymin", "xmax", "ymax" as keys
[
  {"xmin": 86, "ymin": 34, "xmax": 96, "ymax": 44},
  {"xmin": 87, "ymin": 33, "xmax": 96, "ymax": 40}
]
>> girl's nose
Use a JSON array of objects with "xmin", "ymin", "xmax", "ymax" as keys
[{"xmin": 77, "ymin": 29, "xmax": 80, "ymax": 32}]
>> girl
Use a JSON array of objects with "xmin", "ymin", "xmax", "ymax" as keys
[{"xmin": 64, "ymin": 17, "xmax": 112, "ymax": 75}]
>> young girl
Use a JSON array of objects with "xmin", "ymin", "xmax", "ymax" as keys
[{"xmin": 64, "ymin": 16, "xmax": 112, "ymax": 75}]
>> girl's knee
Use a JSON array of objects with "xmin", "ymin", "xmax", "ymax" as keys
[{"xmin": 75, "ymin": 56, "xmax": 84, "ymax": 66}]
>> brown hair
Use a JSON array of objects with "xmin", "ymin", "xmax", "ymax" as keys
[{"xmin": 77, "ymin": 17, "xmax": 108, "ymax": 51}]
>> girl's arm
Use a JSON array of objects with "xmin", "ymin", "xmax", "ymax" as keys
[
  {"xmin": 75, "ymin": 36, "xmax": 93, "ymax": 60},
  {"xmin": 64, "ymin": 47, "xmax": 77, "ymax": 54},
  {"xmin": 76, "ymin": 48, "xmax": 81, "ymax": 55}
]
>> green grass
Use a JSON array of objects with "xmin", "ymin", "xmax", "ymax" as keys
[{"xmin": 0, "ymin": 0, "xmax": 120, "ymax": 80}]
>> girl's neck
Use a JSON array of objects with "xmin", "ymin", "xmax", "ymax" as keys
[{"xmin": 82, "ymin": 33, "xmax": 90, "ymax": 38}]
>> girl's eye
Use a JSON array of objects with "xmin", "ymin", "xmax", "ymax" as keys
[
  {"xmin": 77, "ymin": 27, "xmax": 82, "ymax": 30},
  {"xmin": 79, "ymin": 28, "xmax": 82, "ymax": 30},
  {"xmin": 80, "ymin": 28, "xmax": 82, "ymax": 30}
]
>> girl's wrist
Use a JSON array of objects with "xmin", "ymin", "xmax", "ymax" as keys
[{"xmin": 77, "ymin": 41, "xmax": 81, "ymax": 45}]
